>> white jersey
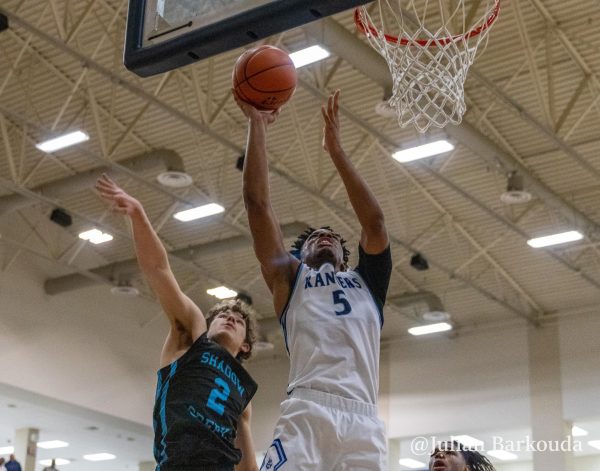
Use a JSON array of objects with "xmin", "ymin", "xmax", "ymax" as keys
[{"xmin": 281, "ymin": 261, "xmax": 384, "ymax": 404}]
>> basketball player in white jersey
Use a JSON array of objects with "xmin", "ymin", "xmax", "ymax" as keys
[{"xmin": 235, "ymin": 89, "xmax": 392, "ymax": 470}]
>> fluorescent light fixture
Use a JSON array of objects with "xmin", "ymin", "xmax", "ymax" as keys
[
  {"xmin": 572, "ymin": 426, "xmax": 588, "ymax": 437},
  {"xmin": 487, "ymin": 450, "xmax": 517, "ymax": 461},
  {"xmin": 83, "ymin": 453, "xmax": 116, "ymax": 461},
  {"xmin": 392, "ymin": 139, "xmax": 454, "ymax": 163},
  {"xmin": 451, "ymin": 435, "xmax": 484, "ymax": 449},
  {"xmin": 38, "ymin": 440, "xmax": 69, "ymax": 449},
  {"xmin": 408, "ymin": 322, "xmax": 452, "ymax": 336},
  {"xmin": 0, "ymin": 446, "xmax": 14, "ymax": 454},
  {"xmin": 39, "ymin": 459, "xmax": 70, "ymax": 466},
  {"xmin": 398, "ymin": 458, "xmax": 426, "ymax": 469},
  {"xmin": 527, "ymin": 230, "xmax": 583, "ymax": 248},
  {"xmin": 174, "ymin": 203, "xmax": 225, "ymax": 222},
  {"xmin": 36, "ymin": 130, "xmax": 89, "ymax": 153},
  {"xmin": 78, "ymin": 228, "xmax": 113, "ymax": 244},
  {"xmin": 290, "ymin": 45, "xmax": 330, "ymax": 68},
  {"xmin": 588, "ymin": 440, "xmax": 600, "ymax": 450},
  {"xmin": 207, "ymin": 286, "xmax": 238, "ymax": 299}
]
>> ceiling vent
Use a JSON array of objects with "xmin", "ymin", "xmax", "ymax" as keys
[
  {"xmin": 110, "ymin": 282, "xmax": 139, "ymax": 297},
  {"xmin": 501, "ymin": 171, "xmax": 532, "ymax": 205}
]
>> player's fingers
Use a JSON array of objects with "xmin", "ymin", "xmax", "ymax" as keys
[
  {"xmin": 333, "ymin": 89, "xmax": 340, "ymax": 116},
  {"xmin": 99, "ymin": 173, "xmax": 116, "ymax": 186},
  {"xmin": 321, "ymin": 105, "xmax": 332, "ymax": 125}
]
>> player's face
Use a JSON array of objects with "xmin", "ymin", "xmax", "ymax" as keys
[
  {"xmin": 208, "ymin": 309, "xmax": 249, "ymax": 354},
  {"xmin": 429, "ymin": 446, "xmax": 468, "ymax": 471},
  {"xmin": 301, "ymin": 229, "xmax": 344, "ymax": 270}
]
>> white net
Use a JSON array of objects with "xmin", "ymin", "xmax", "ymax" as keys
[{"xmin": 356, "ymin": 0, "xmax": 500, "ymax": 133}]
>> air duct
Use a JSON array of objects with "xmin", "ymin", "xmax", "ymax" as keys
[
  {"xmin": 44, "ymin": 221, "xmax": 308, "ymax": 295},
  {"xmin": 0, "ymin": 149, "xmax": 187, "ymax": 216},
  {"xmin": 389, "ymin": 291, "xmax": 450, "ymax": 321}
]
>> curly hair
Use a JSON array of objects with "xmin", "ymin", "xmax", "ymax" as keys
[
  {"xmin": 290, "ymin": 226, "xmax": 350, "ymax": 270},
  {"xmin": 206, "ymin": 299, "xmax": 257, "ymax": 362},
  {"xmin": 433, "ymin": 441, "xmax": 496, "ymax": 471}
]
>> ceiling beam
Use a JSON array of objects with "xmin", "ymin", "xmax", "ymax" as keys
[{"xmin": 43, "ymin": 222, "xmax": 308, "ymax": 295}]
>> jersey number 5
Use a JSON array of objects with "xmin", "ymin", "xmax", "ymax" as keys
[
  {"xmin": 332, "ymin": 290, "xmax": 352, "ymax": 316},
  {"xmin": 207, "ymin": 377, "xmax": 230, "ymax": 416}
]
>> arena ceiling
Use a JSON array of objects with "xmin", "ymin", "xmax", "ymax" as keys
[{"xmin": 0, "ymin": 0, "xmax": 599, "ymax": 353}]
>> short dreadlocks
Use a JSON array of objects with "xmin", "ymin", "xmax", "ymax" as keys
[
  {"xmin": 290, "ymin": 226, "xmax": 351, "ymax": 270},
  {"xmin": 434, "ymin": 441, "xmax": 496, "ymax": 471}
]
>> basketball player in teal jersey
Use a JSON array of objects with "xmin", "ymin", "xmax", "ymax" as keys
[
  {"xmin": 96, "ymin": 174, "xmax": 259, "ymax": 471},
  {"xmin": 235, "ymin": 89, "xmax": 392, "ymax": 470}
]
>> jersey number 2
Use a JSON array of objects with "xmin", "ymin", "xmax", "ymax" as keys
[
  {"xmin": 207, "ymin": 377, "xmax": 230, "ymax": 416},
  {"xmin": 332, "ymin": 290, "xmax": 352, "ymax": 316}
]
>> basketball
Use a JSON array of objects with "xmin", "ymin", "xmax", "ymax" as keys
[{"xmin": 232, "ymin": 45, "xmax": 297, "ymax": 111}]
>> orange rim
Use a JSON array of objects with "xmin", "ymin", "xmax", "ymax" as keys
[{"xmin": 354, "ymin": 0, "xmax": 500, "ymax": 47}]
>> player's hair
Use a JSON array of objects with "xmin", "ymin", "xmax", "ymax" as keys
[
  {"xmin": 290, "ymin": 226, "xmax": 350, "ymax": 270},
  {"xmin": 206, "ymin": 299, "xmax": 257, "ymax": 361},
  {"xmin": 434, "ymin": 441, "xmax": 496, "ymax": 471}
]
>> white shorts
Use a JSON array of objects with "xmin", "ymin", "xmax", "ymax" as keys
[{"xmin": 260, "ymin": 388, "xmax": 387, "ymax": 471}]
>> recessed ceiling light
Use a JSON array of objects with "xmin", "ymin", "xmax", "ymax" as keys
[
  {"xmin": 451, "ymin": 435, "xmax": 484, "ymax": 448},
  {"xmin": 398, "ymin": 458, "xmax": 426, "ymax": 469},
  {"xmin": 207, "ymin": 286, "xmax": 238, "ymax": 299},
  {"xmin": 588, "ymin": 440, "xmax": 600, "ymax": 450},
  {"xmin": 527, "ymin": 230, "xmax": 583, "ymax": 248},
  {"xmin": 392, "ymin": 140, "xmax": 454, "ymax": 163},
  {"xmin": 39, "ymin": 459, "xmax": 70, "ymax": 466},
  {"xmin": 78, "ymin": 229, "xmax": 113, "ymax": 244},
  {"xmin": 290, "ymin": 45, "xmax": 330, "ymax": 68},
  {"xmin": 83, "ymin": 453, "xmax": 116, "ymax": 461},
  {"xmin": 38, "ymin": 440, "xmax": 69, "ymax": 449},
  {"xmin": 487, "ymin": 450, "xmax": 518, "ymax": 461},
  {"xmin": 408, "ymin": 322, "xmax": 452, "ymax": 336},
  {"xmin": 572, "ymin": 426, "xmax": 588, "ymax": 437},
  {"xmin": 36, "ymin": 130, "xmax": 89, "ymax": 153},
  {"xmin": 173, "ymin": 203, "xmax": 224, "ymax": 222}
]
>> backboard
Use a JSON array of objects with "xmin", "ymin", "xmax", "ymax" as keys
[{"xmin": 124, "ymin": 0, "xmax": 372, "ymax": 77}]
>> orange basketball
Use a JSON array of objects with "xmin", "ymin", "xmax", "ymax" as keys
[{"xmin": 232, "ymin": 45, "xmax": 297, "ymax": 111}]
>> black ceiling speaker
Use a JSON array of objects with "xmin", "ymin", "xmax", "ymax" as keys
[
  {"xmin": 236, "ymin": 154, "xmax": 245, "ymax": 172},
  {"xmin": 50, "ymin": 208, "xmax": 72, "ymax": 227},
  {"xmin": 0, "ymin": 14, "xmax": 8, "ymax": 33},
  {"xmin": 410, "ymin": 253, "xmax": 429, "ymax": 271},
  {"xmin": 235, "ymin": 293, "xmax": 253, "ymax": 305}
]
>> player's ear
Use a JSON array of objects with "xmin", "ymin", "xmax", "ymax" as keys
[{"xmin": 240, "ymin": 342, "xmax": 251, "ymax": 355}]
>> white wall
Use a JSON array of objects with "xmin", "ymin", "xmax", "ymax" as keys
[
  {"xmin": 0, "ymin": 252, "xmax": 163, "ymax": 425},
  {"xmin": 385, "ymin": 325, "xmax": 531, "ymax": 437},
  {"xmin": 244, "ymin": 356, "xmax": 290, "ymax": 451},
  {"xmin": 558, "ymin": 311, "xmax": 600, "ymax": 421},
  {"xmin": 494, "ymin": 455, "xmax": 600, "ymax": 471}
]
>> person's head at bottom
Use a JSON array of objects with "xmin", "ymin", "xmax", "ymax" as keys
[
  {"xmin": 430, "ymin": 441, "xmax": 496, "ymax": 471},
  {"xmin": 205, "ymin": 299, "xmax": 257, "ymax": 361}
]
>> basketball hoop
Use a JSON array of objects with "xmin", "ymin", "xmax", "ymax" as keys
[{"xmin": 355, "ymin": 0, "xmax": 500, "ymax": 133}]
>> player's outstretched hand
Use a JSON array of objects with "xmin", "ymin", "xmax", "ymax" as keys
[
  {"xmin": 95, "ymin": 174, "xmax": 142, "ymax": 217},
  {"xmin": 232, "ymin": 89, "xmax": 280, "ymax": 126},
  {"xmin": 321, "ymin": 89, "xmax": 343, "ymax": 155}
]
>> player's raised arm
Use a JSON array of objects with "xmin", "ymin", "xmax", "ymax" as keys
[
  {"xmin": 233, "ymin": 91, "xmax": 299, "ymax": 298},
  {"xmin": 95, "ymin": 174, "xmax": 206, "ymax": 337},
  {"xmin": 321, "ymin": 90, "xmax": 389, "ymax": 254}
]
